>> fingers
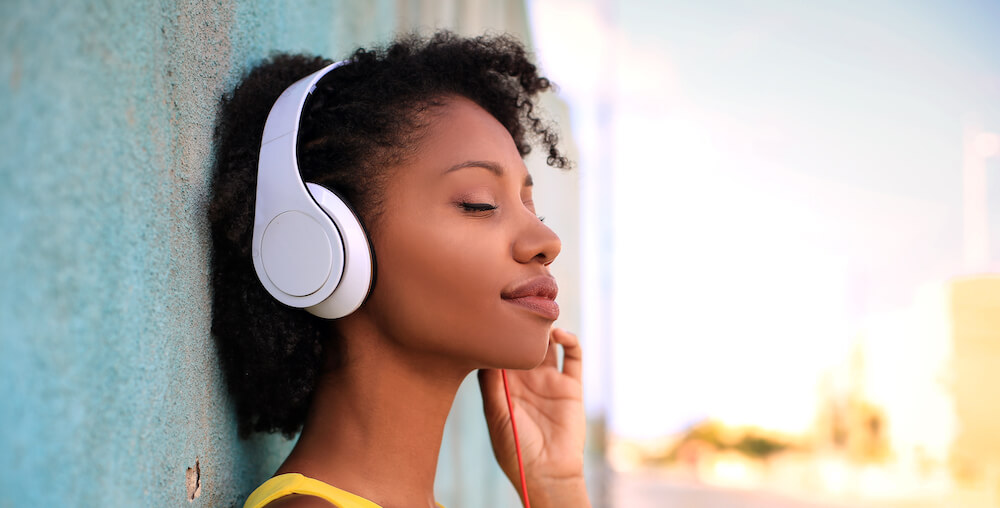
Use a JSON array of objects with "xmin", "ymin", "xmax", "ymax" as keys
[{"xmin": 551, "ymin": 327, "xmax": 582, "ymax": 381}]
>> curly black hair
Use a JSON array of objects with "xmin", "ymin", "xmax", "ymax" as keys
[{"xmin": 208, "ymin": 31, "xmax": 567, "ymax": 438}]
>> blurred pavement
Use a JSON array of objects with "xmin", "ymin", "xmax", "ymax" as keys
[{"xmin": 610, "ymin": 470, "xmax": 951, "ymax": 508}]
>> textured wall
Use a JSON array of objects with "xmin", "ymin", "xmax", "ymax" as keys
[{"xmin": 0, "ymin": 1, "xmax": 581, "ymax": 507}]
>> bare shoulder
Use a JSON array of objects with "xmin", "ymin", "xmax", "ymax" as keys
[{"xmin": 261, "ymin": 494, "xmax": 337, "ymax": 508}]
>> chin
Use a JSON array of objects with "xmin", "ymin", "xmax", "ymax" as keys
[{"xmin": 496, "ymin": 327, "xmax": 550, "ymax": 370}]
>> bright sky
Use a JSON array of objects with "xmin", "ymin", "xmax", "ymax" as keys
[{"xmin": 529, "ymin": 0, "xmax": 1000, "ymax": 438}]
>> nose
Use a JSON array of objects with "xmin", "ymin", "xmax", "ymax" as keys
[{"xmin": 512, "ymin": 212, "xmax": 562, "ymax": 266}]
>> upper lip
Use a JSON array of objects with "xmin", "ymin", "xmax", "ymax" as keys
[{"xmin": 501, "ymin": 275, "xmax": 558, "ymax": 300}]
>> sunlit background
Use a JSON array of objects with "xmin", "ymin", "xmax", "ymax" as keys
[{"xmin": 528, "ymin": 0, "xmax": 1000, "ymax": 506}]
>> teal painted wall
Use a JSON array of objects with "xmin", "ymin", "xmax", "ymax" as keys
[{"xmin": 0, "ymin": 1, "xmax": 576, "ymax": 506}]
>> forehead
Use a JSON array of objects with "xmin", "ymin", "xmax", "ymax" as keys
[{"xmin": 411, "ymin": 96, "xmax": 528, "ymax": 176}]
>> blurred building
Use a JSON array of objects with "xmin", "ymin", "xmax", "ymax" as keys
[
  {"xmin": 807, "ymin": 275, "xmax": 1000, "ymax": 506},
  {"xmin": 949, "ymin": 276, "xmax": 1000, "ymax": 494},
  {"xmin": 814, "ymin": 342, "xmax": 890, "ymax": 465},
  {"xmin": 804, "ymin": 119, "xmax": 1000, "ymax": 504}
]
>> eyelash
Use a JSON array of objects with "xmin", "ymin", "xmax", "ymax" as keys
[
  {"xmin": 459, "ymin": 202, "xmax": 545, "ymax": 222},
  {"xmin": 460, "ymin": 202, "xmax": 497, "ymax": 212}
]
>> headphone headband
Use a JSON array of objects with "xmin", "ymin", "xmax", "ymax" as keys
[
  {"xmin": 260, "ymin": 60, "xmax": 351, "ymax": 145},
  {"xmin": 251, "ymin": 60, "xmax": 373, "ymax": 318}
]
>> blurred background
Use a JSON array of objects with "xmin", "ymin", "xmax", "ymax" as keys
[
  {"xmin": 532, "ymin": 1, "xmax": 1000, "ymax": 507},
  {"xmin": 2, "ymin": 0, "xmax": 999, "ymax": 507}
]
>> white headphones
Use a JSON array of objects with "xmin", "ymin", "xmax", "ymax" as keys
[{"xmin": 251, "ymin": 60, "xmax": 374, "ymax": 319}]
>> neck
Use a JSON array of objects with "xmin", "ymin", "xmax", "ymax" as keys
[{"xmin": 277, "ymin": 316, "xmax": 470, "ymax": 508}]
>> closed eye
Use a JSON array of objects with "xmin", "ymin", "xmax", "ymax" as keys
[{"xmin": 460, "ymin": 202, "xmax": 497, "ymax": 212}]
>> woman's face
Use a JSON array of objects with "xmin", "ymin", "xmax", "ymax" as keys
[{"xmin": 360, "ymin": 96, "xmax": 562, "ymax": 369}]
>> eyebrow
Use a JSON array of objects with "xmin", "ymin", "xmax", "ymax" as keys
[{"xmin": 444, "ymin": 160, "xmax": 533, "ymax": 186}]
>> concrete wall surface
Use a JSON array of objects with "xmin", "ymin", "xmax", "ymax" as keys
[{"xmin": 0, "ymin": 1, "xmax": 581, "ymax": 507}]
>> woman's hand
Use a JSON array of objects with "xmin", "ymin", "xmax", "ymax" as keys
[{"xmin": 478, "ymin": 327, "xmax": 591, "ymax": 508}]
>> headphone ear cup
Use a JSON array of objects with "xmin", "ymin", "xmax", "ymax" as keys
[{"xmin": 303, "ymin": 183, "xmax": 374, "ymax": 319}]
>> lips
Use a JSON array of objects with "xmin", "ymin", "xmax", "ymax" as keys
[{"xmin": 501, "ymin": 276, "xmax": 559, "ymax": 320}]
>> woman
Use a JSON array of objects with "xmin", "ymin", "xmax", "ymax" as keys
[{"xmin": 210, "ymin": 31, "xmax": 590, "ymax": 508}]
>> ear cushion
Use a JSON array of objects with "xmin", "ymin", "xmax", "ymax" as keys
[{"xmin": 303, "ymin": 183, "xmax": 375, "ymax": 319}]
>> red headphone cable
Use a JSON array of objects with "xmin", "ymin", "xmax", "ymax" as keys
[{"xmin": 501, "ymin": 369, "xmax": 531, "ymax": 508}]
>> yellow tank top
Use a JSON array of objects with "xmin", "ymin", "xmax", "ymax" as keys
[{"xmin": 243, "ymin": 473, "xmax": 445, "ymax": 508}]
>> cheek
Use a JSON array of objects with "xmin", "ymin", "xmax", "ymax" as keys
[
  {"xmin": 366, "ymin": 220, "xmax": 549, "ymax": 367},
  {"xmin": 372, "ymin": 222, "xmax": 500, "ymax": 336}
]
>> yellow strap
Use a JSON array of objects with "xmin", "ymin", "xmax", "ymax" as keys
[
  {"xmin": 244, "ymin": 473, "xmax": 445, "ymax": 508},
  {"xmin": 244, "ymin": 473, "xmax": 381, "ymax": 508}
]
